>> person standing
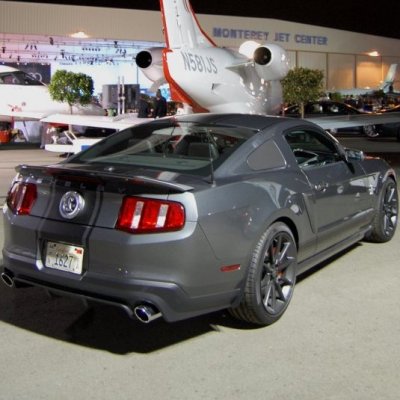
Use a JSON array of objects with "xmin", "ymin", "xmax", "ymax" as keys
[
  {"xmin": 153, "ymin": 89, "xmax": 167, "ymax": 118},
  {"xmin": 137, "ymin": 94, "xmax": 150, "ymax": 118}
]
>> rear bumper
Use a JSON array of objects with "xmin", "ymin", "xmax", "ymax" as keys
[
  {"xmin": 2, "ymin": 250, "xmax": 241, "ymax": 322},
  {"xmin": 2, "ymin": 197, "xmax": 247, "ymax": 322}
]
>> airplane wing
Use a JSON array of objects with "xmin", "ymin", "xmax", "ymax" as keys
[
  {"xmin": 40, "ymin": 113, "xmax": 148, "ymax": 130},
  {"xmin": 305, "ymin": 112, "xmax": 400, "ymax": 130},
  {"xmin": 0, "ymin": 110, "xmax": 49, "ymax": 121},
  {"xmin": 41, "ymin": 113, "xmax": 151, "ymax": 153},
  {"xmin": 0, "ymin": 104, "xmax": 104, "ymax": 123},
  {"xmin": 45, "ymin": 138, "xmax": 102, "ymax": 154}
]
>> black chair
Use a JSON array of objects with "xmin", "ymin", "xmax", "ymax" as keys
[{"xmin": 187, "ymin": 142, "xmax": 219, "ymax": 159}]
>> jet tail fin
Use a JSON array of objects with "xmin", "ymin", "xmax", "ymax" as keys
[
  {"xmin": 160, "ymin": 0, "xmax": 216, "ymax": 49},
  {"xmin": 381, "ymin": 63, "xmax": 398, "ymax": 92}
]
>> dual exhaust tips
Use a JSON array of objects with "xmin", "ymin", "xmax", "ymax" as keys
[{"xmin": 1, "ymin": 272, "xmax": 162, "ymax": 324}]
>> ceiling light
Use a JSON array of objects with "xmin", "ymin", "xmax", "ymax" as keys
[
  {"xmin": 367, "ymin": 51, "xmax": 380, "ymax": 57},
  {"xmin": 70, "ymin": 31, "xmax": 89, "ymax": 39}
]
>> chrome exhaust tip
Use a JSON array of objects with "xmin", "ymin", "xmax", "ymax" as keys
[
  {"xmin": 134, "ymin": 304, "xmax": 162, "ymax": 323},
  {"xmin": 1, "ymin": 272, "xmax": 15, "ymax": 288}
]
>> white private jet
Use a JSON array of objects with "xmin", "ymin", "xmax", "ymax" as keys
[
  {"xmin": 0, "ymin": 65, "xmax": 151, "ymax": 151},
  {"xmin": 136, "ymin": 0, "xmax": 290, "ymax": 115},
  {"xmin": 0, "ymin": 66, "xmax": 104, "ymax": 122},
  {"xmin": 135, "ymin": 1, "xmax": 400, "ymax": 127},
  {"xmin": 0, "ymin": 65, "xmax": 105, "ymax": 143},
  {"xmin": 334, "ymin": 63, "xmax": 398, "ymax": 97}
]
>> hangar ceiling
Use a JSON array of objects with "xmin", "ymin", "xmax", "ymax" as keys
[{"xmin": 0, "ymin": 33, "xmax": 164, "ymax": 66}]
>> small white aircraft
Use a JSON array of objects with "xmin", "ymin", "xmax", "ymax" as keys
[
  {"xmin": 0, "ymin": 66, "xmax": 104, "ymax": 122},
  {"xmin": 334, "ymin": 64, "xmax": 398, "ymax": 97},
  {"xmin": 136, "ymin": 1, "xmax": 400, "ymax": 121},
  {"xmin": 136, "ymin": 0, "xmax": 290, "ymax": 115},
  {"xmin": 0, "ymin": 65, "xmax": 105, "ymax": 143},
  {"xmin": 133, "ymin": 0, "xmax": 400, "ymax": 134}
]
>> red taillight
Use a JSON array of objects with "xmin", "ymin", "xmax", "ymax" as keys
[
  {"xmin": 116, "ymin": 196, "xmax": 185, "ymax": 233},
  {"xmin": 7, "ymin": 182, "xmax": 37, "ymax": 215}
]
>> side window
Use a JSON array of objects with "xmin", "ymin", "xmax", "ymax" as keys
[
  {"xmin": 284, "ymin": 129, "xmax": 341, "ymax": 169},
  {"xmin": 328, "ymin": 104, "xmax": 339, "ymax": 113},
  {"xmin": 305, "ymin": 103, "xmax": 323, "ymax": 114}
]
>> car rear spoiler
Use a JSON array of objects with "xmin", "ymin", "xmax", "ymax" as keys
[{"xmin": 16, "ymin": 164, "xmax": 194, "ymax": 194}]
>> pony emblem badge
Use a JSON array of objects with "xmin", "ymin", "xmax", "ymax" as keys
[{"xmin": 59, "ymin": 191, "xmax": 85, "ymax": 219}]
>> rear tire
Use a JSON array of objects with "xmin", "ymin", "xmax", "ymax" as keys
[
  {"xmin": 365, "ymin": 177, "xmax": 398, "ymax": 242},
  {"xmin": 363, "ymin": 124, "xmax": 379, "ymax": 138},
  {"xmin": 229, "ymin": 222, "xmax": 297, "ymax": 326}
]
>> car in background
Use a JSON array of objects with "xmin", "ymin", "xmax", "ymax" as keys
[
  {"xmin": 283, "ymin": 100, "xmax": 378, "ymax": 138},
  {"xmin": 375, "ymin": 105, "xmax": 400, "ymax": 141},
  {"xmin": 1, "ymin": 113, "xmax": 397, "ymax": 327}
]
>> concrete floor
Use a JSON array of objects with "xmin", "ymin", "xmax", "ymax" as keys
[{"xmin": 0, "ymin": 147, "xmax": 399, "ymax": 400}]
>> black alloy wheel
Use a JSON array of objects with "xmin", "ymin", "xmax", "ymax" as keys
[
  {"xmin": 366, "ymin": 177, "xmax": 398, "ymax": 242},
  {"xmin": 230, "ymin": 222, "xmax": 297, "ymax": 326}
]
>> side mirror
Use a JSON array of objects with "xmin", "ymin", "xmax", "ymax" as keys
[{"xmin": 344, "ymin": 147, "xmax": 365, "ymax": 162}]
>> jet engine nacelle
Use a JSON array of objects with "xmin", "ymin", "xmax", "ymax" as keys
[
  {"xmin": 135, "ymin": 47, "xmax": 166, "ymax": 83},
  {"xmin": 239, "ymin": 41, "xmax": 290, "ymax": 82},
  {"xmin": 253, "ymin": 43, "xmax": 290, "ymax": 81}
]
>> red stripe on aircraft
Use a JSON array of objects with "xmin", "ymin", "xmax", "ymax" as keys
[
  {"xmin": 162, "ymin": 49, "xmax": 209, "ymax": 113},
  {"xmin": 187, "ymin": 1, "xmax": 217, "ymax": 47},
  {"xmin": 159, "ymin": 0, "xmax": 217, "ymax": 48}
]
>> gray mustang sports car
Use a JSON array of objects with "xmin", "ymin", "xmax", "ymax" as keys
[{"xmin": 1, "ymin": 113, "xmax": 398, "ymax": 326}]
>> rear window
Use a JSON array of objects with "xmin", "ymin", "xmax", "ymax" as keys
[{"xmin": 68, "ymin": 119, "xmax": 256, "ymax": 176}]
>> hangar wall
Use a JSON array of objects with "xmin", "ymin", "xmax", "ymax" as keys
[
  {"xmin": 0, "ymin": 1, "xmax": 162, "ymax": 42},
  {"xmin": 1, "ymin": 1, "xmax": 400, "ymax": 91}
]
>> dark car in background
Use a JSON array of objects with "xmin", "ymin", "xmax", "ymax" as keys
[
  {"xmin": 375, "ymin": 105, "xmax": 400, "ymax": 141},
  {"xmin": 1, "ymin": 114, "xmax": 397, "ymax": 326},
  {"xmin": 283, "ymin": 100, "xmax": 378, "ymax": 137}
]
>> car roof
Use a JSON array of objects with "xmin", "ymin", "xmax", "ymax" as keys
[{"xmin": 170, "ymin": 113, "xmax": 300, "ymax": 131}]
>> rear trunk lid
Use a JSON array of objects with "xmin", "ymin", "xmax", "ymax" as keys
[{"xmin": 14, "ymin": 163, "xmax": 204, "ymax": 229}]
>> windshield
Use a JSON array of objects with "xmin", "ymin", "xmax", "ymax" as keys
[
  {"xmin": 69, "ymin": 119, "xmax": 256, "ymax": 177},
  {"xmin": 0, "ymin": 71, "xmax": 45, "ymax": 86}
]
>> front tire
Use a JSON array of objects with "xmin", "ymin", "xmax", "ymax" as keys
[
  {"xmin": 229, "ymin": 222, "xmax": 297, "ymax": 326},
  {"xmin": 365, "ymin": 177, "xmax": 398, "ymax": 242}
]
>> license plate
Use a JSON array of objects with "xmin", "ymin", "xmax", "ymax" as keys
[{"xmin": 45, "ymin": 242, "xmax": 84, "ymax": 275}]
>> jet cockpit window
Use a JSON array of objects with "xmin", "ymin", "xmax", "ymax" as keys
[{"xmin": 0, "ymin": 71, "xmax": 44, "ymax": 86}]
